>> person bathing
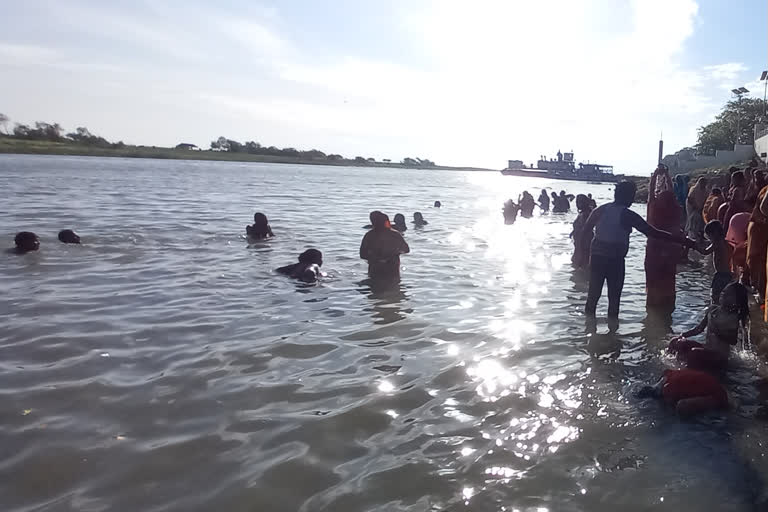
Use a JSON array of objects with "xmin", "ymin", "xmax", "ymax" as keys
[
  {"xmin": 246, "ymin": 212, "xmax": 274, "ymax": 240},
  {"xmin": 276, "ymin": 249, "xmax": 324, "ymax": 283}
]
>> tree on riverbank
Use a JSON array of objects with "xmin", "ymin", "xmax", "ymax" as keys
[{"xmin": 697, "ymin": 97, "xmax": 765, "ymax": 155}]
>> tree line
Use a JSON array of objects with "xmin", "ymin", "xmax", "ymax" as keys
[
  {"xmin": 0, "ymin": 113, "xmax": 124, "ymax": 149},
  {"xmin": 208, "ymin": 136, "xmax": 435, "ymax": 167},
  {"xmin": 696, "ymin": 97, "xmax": 765, "ymax": 155}
]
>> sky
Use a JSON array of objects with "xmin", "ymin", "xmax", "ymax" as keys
[{"xmin": 1, "ymin": 0, "xmax": 766, "ymax": 174}]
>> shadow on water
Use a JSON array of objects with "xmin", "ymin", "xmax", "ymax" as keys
[{"xmin": 357, "ymin": 276, "xmax": 411, "ymax": 325}]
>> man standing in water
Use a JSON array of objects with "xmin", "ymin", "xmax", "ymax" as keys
[
  {"xmin": 360, "ymin": 211, "xmax": 410, "ymax": 277},
  {"xmin": 582, "ymin": 181, "xmax": 696, "ymax": 321}
]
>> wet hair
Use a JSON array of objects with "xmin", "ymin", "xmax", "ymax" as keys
[
  {"xmin": 14, "ymin": 231, "xmax": 39, "ymax": 252},
  {"xmin": 704, "ymin": 219, "xmax": 724, "ymax": 239},
  {"xmin": 414, "ymin": 212, "xmax": 425, "ymax": 221},
  {"xmin": 58, "ymin": 229, "xmax": 80, "ymax": 244},
  {"xmin": 575, "ymin": 194, "xmax": 590, "ymax": 212},
  {"xmin": 731, "ymin": 171, "xmax": 745, "ymax": 187},
  {"xmin": 711, "ymin": 188, "xmax": 722, "ymax": 196},
  {"xmin": 614, "ymin": 180, "xmax": 637, "ymax": 206},
  {"xmin": 253, "ymin": 212, "xmax": 269, "ymax": 225},
  {"xmin": 433, "ymin": 201, "xmax": 442, "ymax": 208},
  {"xmin": 298, "ymin": 248, "xmax": 323, "ymax": 265},
  {"xmin": 393, "ymin": 213, "xmax": 406, "ymax": 225},
  {"xmin": 721, "ymin": 282, "xmax": 749, "ymax": 324}
]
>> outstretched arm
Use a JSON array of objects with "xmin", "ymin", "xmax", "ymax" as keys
[
  {"xmin": 628, "ymin": 211, "xmax": 695, "ymax": 248},
  {"xmin": 681, "ymin": 313, "xmax": 708, "ymax": 338}
]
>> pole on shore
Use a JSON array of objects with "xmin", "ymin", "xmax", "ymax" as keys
[{"xmin": 658, "ymin": 135, "xmax": 663, "ymax": 164}]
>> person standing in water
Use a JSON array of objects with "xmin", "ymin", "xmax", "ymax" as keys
[
  {"xmin": 645, "ymin": 164, "xmax": 684, "ymax": 312},
  {"xmin": 538, "ymin": 190, "xmax": 550, "ymax": 212},
  {"xmin": 413, "ymin": 212, "xmax": 428, "ymax": 226},
  {"xmin": 503, "ymin": 199, "xmax": 520, "ymax": 224},
  {"xmin": 360, "ymin": 211, "xmax": 410, "ymax": 277},
  {"xmin": 519, "ymin": 191, "xmax": 536, "ymax": 218},
  {"xmin": 582, "ymin": 180, "xmax": 696, "ymax": 320},
  {"xmin": 571, "ymin": 194, "xmax": 594, "ymax": 269}
]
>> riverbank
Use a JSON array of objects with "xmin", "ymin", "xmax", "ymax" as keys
[{"xmin": 0, "ymin": 137, "xmax": 496, "ymax": 172}]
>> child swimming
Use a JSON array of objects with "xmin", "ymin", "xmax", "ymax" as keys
[
  {"xmin": 246, "ymin": 212, "xmax": 274, "ymax": 240},
  {"xmin": 667, "ymin": 282, "xmax": 749, "ymax": 372}
]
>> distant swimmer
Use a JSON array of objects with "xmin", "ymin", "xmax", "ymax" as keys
[
  {"xmin": 413, "ymin": 212, "xmax": 428, "ymax": 226},
  {"xmin": 503, "ymin": 199, "xmax": 520, "ymax": 225},
  {"xmin": 582, "ymin": 180, "xmax": 696, "ymax": 320},
  {"xmin": 11, "ymin": 232, "xmax": 40, "ymax": 254},
  {"xmin": 360, "ymin": 211, "xmax": 410, "ymax": 277},
  {"xmin": 392, "ymin": 213, "xmax": 408, "ymax": 233},
  {"xmin": 246, "ymin": 212, "xmax": 274, "ymax": 240},
  {"xmin": 538, "ymin": 190, "xmax": 550, "ymax": 212},
  {"xmin": 276, "ymin": 249, "xmax": 324, "ymax": 283},
  {"xmin": 519, "ymin": 191, "xmax": 536, "ymax": 218},
  {"xmin": 58, "ymin": 229, "xmax": 81, "ymax": 244},
  {"xmin": 434, "ymin": 201, "xmax": 442, "ymax": 208}
]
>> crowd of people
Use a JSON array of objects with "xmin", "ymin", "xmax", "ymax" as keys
[{"xmin": 10, "ymin": 160, "xmax": 768, "ymax": 418}]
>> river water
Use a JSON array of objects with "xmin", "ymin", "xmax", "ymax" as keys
[{"xmin": 1, "ymin": 155, "xmax": 768, "ymax": 512}]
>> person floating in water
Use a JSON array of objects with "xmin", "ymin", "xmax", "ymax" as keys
[
  {"xmin": 392, "ymin": 213, "xmax": 408, "ymax": 232},
  {"xmin": 413, "ymin": 212, "xmax": 428, "ymax": 226},
  {"xmin": 582, "ymin": 180, "xmax": 696, "ymax": 320},
  {"xmin": 246, "ymin": 212, "xmax": 274, "ymax": 240},
  {"xmin": 360, "ymin": 211, "xmax": 410, "ymax": 277},
  {"xmin": 571, "ymin": 194, "xmax": 594, "ymax": 269},
  {"xmin": 434, "ymin": 201, "xmax": 442, "ymax": 208},
  {"xmin": 58, "ymin": 229, "xmax": 81, "ymax": 244},
  {"xmin": 519, "ymin": 191, "xmax": 536, "ymax": 218},
  {"xmin": 699, "ymin": 220, "xmax": 732, "ymax": 304},
  {"xmin": 538, "ymin": 190, "xmax": 550, "ymax": 212},
  {"xmin": 503, "ymin": 199, "xmax": 520, "ymax": 225},
  {"xmin": 11, "ymin": 232, "xmax": 40, "ymax": 254},
  {"xmin": 276, "ymin": 249, "xmax": 324, "ymax": 283}
]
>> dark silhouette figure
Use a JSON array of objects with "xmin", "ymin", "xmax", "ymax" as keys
[
  {"xmin": 276, "ymin": 249, "xmax": 324, "ymax": 283},
  {"xmin": 413, "ymin": 212, "xmax": 428, "ymax": 226},
  {"xmin": 360, "ymin": 211, "xmax": 410, "ymax": 277},
  {"xmin": 392, "ymin": 213, "xmax": 407, "ymax": 232},
  {"xmin": 434, "ymin": 201, "xmax": 442, "ymax": 208},
  {"xmin": 519, "ymin": 191, "xmax": 536, "ymax": 218},
  {"xmin": 58, "ymin": 229, "xmax": 81, "ymax": 244},
  {"xmin": 12, "ymin": 232, "xmax": 40, "ymax": 254},
  {"xmin": 538, "ymin": 190, "xmax": 550, "ymax": 212},
  {"xmin": 246, "ymin": 212, "xmax": 274, "ymax": 239},
  {"xmin": 503, "ymin": 199, "xmax": 520, "ymax": 224}
]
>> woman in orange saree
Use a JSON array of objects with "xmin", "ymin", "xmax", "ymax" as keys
[
  {"xmin": 645, "ymin": 165, "xmax": 683, "ymax": 311},
  {"xmin": 748, "ymin": 184, "xmax": 768, "ymax": 300}
]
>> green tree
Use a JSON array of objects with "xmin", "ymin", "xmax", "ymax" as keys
[{"xmin": 697, "ymin": 97, "xmax": 766, "ymax": 155}]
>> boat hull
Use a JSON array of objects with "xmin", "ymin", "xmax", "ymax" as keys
[{"xmin": 500, "ymin": 168, "xmax": 617, "ymax": 183}]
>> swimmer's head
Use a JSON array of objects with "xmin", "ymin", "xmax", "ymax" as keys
[
  {"xmin": 253, "ymin": 212, "xmax": 269, "ymax": 226},
  {"xmin": 551, "ymin": 192, "xmax": 557, "ymax": 199},
  {"xmin": 298, "ymin": 248, "xmax": 323, "ymax": 266},
  {"xmin": 711, "ymin": 188, "xmax": 722, "ymax": 196},
  {"xmin": 14, "ymin": 231, "xmax": 40, "ymax": 253},
  {"xmin": 414, "ymin": 212, "xmax": 425, "ymax": 222},
  {"xmin": 614, "ymin": 180, "xmax": 636, "ymax": 207},
  {"xmin": 559, "ymin": 190, "xmax": 566, "ymax": 196},
  {"xmin": 575, "ymin": 194, "xmax": 590, "ymax": 212},
  {"xmin": 433, "ymin": 201, "xmax": 442, "ymax": 208},
  {"xmin": 720, "ymin": 282, "xmax": 749, "ymax": 323},
  {"xmin": 704, "ymin": 220, "xmax": 725, "ymax": 240},
  {"xmin": 369, "ymin": 211, "xmax": 390, "ymax": 230},
  {"xmin": 58, "ymin": 229, "xmax": 81, "ymax": 244},
  {"xmin": 393, "ymin": 213, "xmax": 406, "ymax": 226},
  {"xmin": 731, "ymin": 171, "xmax": 745, "ymax": 187}
]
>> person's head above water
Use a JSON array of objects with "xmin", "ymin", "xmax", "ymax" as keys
[
  {"xmin": 551, "ymin": 192, "xmax": 558, "ymax": 199},
  {"xmin": 58, "ymin": 229, "xmax": 81, "ymax": 244},
  {"xmin": 559, "ymin": 190, "xmax": 566, "ymax": 197},
  {"xmin": 575, "ymin": 194, "xmax": 591, "ymax": 212},
  {"xmin": 393, "ymin": 213, "xmax": 406, "ymax": 226},
  {"xmin": 433, "ymin": 201, "xmax": 441, "ymax": 208},
  {"xmin": 731, "ymin": 171, "xmax": 745, "ymax": 187},
  {"xmin": 298, "ymin": 248, "xmax": 323, "ymax": 266},
  {"xmin": 704, "ymin": 219, "xmax": 725, "ymax": 240},
  {"xmin": 14, "ymin": 231, "xmax": 40, "ymax": 253},
  {"xmin": 614, "ymin": 180, "xmax": 637, "ymax": 207},
  {"xmin": 720, "ymin": 281, "xmax": 749, "ymax": 323},
  {"xmin": 369, "ymin": 211, "xmax": 391, "ymax": 230},
  {"xmin": 253, "ymin": 212, "xmax": 269, "ymax": 226},
  {"xmin": 413, "ymin": 212, "xmax": 426, "ymax": 223}
]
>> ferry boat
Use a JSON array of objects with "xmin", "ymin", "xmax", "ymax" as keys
[{"xmin": 501, "ymin": 150, "xmax": 617, "ymax": 183}]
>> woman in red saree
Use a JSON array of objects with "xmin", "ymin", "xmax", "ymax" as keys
[{"xmin": 646, "ymin": 165, "xmax": 684, "ymax": 311}]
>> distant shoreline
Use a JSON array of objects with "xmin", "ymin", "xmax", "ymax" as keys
[{"xmin": 0, "ymin": 138, "xmax": 497, "ymax": 173}]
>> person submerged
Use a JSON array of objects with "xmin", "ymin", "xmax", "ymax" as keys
[
  {"xmin": 571, "ymin": 194, "xmax": 594, "ymax": 269},
  {"xmin": 246, "ymin": 212, "xmax": 274, "ymax": 240},
  {"xmin": 413, "ymin": 212, "xmax": 428, "ymax": 226},
  {"xmin": 360, "ymin": 211, "xmax": 410, "ymax": 276},
  {"xmin": 636, "ymin": 368, "xmax": 728, "ymax": 418},
  {"xmin": 699, "ymin": 220, "xmax": 732, "ymax": 304},
  {"xmin": 519, "ymin": 191, "xmax": 536, "ymax": 218},
  {"xmin": 392, "ymin": 213, "xmax": 408, "ymax": 232},
  {"xmin": 58, "ymin": 229, "xmax": 81, "ymax": 244},
  {"xmin": 434, "ymin": 201, "xmax": 442, "ymax": 208},
  {"xmin": 582, "ymin": 180, "xmax": 696, "ymax": 320},
  {"xmin": 10, "ymin": 232, "xmax": 40, "ymax": 254},
  {"xmin": 503, "ymin": 199, "xmax": 520, "ymax": 224},
  {"xmin": 667, "ymin": 282, "xmax": 748, "ymax": 372},
  {"xmin": 538, "ymin": 190, "xmax": 550, "ymax": 212},
  {"xmin": 276, "ymin": 249, "xmax": 324, "ymax": 283}
]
